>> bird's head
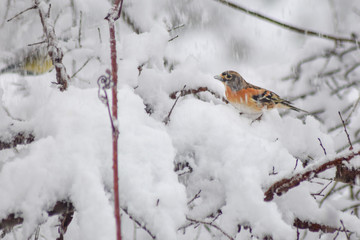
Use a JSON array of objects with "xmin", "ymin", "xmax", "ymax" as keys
[{"xmin": 214, "ymin": 70, "xmax": 246, "ymax": 91}]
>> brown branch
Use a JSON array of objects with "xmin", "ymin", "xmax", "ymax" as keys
[
  {"xmin": 164, "ymin": 85, "xmax": 186, "ymax": 125},
  {"xmin": 34, "ymin": 0, "xmax": 69, "ymax": 91},
  {"xmin": 169, "ymin": 86, "xmax": 229, "ymax": 104},
  {"xmin": 335, "ymin": 164, "xmax": 360, "ymax": 184},
  {"xmin": 339, "ymin": 112, "xmax": 353, "ymax": 150},
  {"xmin": 214, "ymin": 0, "xmax": 359, "ymax": 44},
  {"xmin": 0, "ymin": 132, "xmax": 35, "ymax": 150},
  {"xmin": 293, "ymin": 218, "xmax": 344, "ymax": 234},
  {"xmin": 264, "ymin": 150, "xmax": 360, "ymax": 201},
  {"xmin": 7, "ymin": 5, "xmax": 37, "ymax": 22}
]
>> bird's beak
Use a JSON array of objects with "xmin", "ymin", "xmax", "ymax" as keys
[{"xmin": 214, "ymin": 75, "xmax": 224, "ymax": 82}]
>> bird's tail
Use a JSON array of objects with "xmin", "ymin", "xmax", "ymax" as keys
[{"xmin": 281, "ymin": 101, "xmax": 309, "ymax": 114}]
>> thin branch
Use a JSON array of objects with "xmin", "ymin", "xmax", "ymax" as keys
[
  {"xmin": 214, "ymin": 0, "xmax": 359, "ymax": 44},
  {"xmin": 338, "ymin": 112, "xmax": 353, "ymax": 151},
  {"xmin": 121, "ymin": 208, "xmax": 156, "ymax": 239},
  {"xmin": 318, "ymin": 138, "xmax": 327, "ymax": 155},
  {"xmin": 311, "ymin": 180, "xmax": 332, "ymax": 198},
  {"xmin": 164, "ymin": 85, "xmax": 186, "ymax": 125},
  {"xmin": 168, "ymin": 35, "xmax": 179, "ymax": 42},
  {"xmin": 78, "ymin": 11, "xmax": 83, "ymax": 48},
  {"xmin": 71, "ymin": 57, "xmax": 93, "ymax": 79},
  {"xmin": 7, "ymin": 5, "xmax": 37, "ymax": 22},
  {"xmin": 264, "ymin": 150, "xmax": 360, "ymax": 201},
  {"xmin": 186, "ymin": 217, "xmax": 234, "ymax": 240},
  {"xmin": 187, "ymin": 190, "xmax": 201, "ymax": 205},
  {"xmin": 340, "ymin": 220, "xmax": 350, "ymax": 240}
]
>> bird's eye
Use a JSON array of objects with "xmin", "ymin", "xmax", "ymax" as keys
[{"xmin": 226, "ymin": 74, "xmax": 231, "ymax": 79}]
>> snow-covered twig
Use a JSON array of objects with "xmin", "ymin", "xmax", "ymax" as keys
[
  {"xmin": 34, "ymin": 0, "xmax": 69, "ymax": 91},
  {"xmin": 121, "ymin": 208, "xmax": 156, "ymax": 239},
  {"xmin": 214, "ymin": 0, "xmax": 359, "ymax": 44},
  {"xmin": 293, "ymin": 218, "xmax": 351, "ymax": 234},
  {"xmin": 169, "ymin": 86, "xmax": 229, "ymax": 104},
  {"xmin": 264, "ymin": 150, "xmax": 360, "ymax": 201}
]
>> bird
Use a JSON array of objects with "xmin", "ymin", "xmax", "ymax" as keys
[
  {"xmin": 214, "ymin": 70, "xmax": 308, "ymax": 115},
  {"xmin": 0, "ymin": 45, "xmax": 53, "ymax": 76}
]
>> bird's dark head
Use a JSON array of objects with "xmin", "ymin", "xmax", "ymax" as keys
[{"xmin": 214, "ymin": 70, "xmax": 246, "ymax": 91}]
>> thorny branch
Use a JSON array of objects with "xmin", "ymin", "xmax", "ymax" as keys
[
  {"xmin": 214, "ymin": 0, "xmax": 359, "ymax": 44},
  {"xmin": 264, "ymin": 150, "xmax": 360, "ymax": 201}
]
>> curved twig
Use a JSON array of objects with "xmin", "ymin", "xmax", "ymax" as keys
[{"xmin": 214, "ymin": 0, "xmax": 359, "ymax": 44}]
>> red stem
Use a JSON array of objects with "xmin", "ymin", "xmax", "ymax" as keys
[{"xmin": 107, "ymin": 1, "xmax": 123, "ymax": 240}]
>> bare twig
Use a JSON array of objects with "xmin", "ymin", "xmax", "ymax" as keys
[
  {"xmin": 346, "ymin": 95, "xmax": 360, "ymax": 123},
  {"xmin": 340, "ymin": 220, "xmax": 350, "ymax": 240},
  {"xmin": 311, "ymin": 180, "xmax": 332, "ymax": 198},
  {"xmin": 187, "ymin": 190, "xmax": 201, "ymax": 205},
  {"xmin": 186, "ymin": 217, "xmax": 234, "ymax": 240},
  {"xmin": 27, "ymin": 40, "xmax": 47, "ymax": 46},
  {"xmin": 121, "ymin": 208, "xmax": 156, "ymax": 239},
  {"xmin": 164, "ymin": 85, "xmax": 186, "ymax": 125},
  {"xmin": 318, "ymin": 138, "xmax": 327, "ymax": 155},
  {"xmin": 7, "ymin": 5, "xmax": 37, "ymax": 22},
  {"xmin": 264, "ymin": 150, "xmax": 360, "ymax": 201},
  {"xmin": 168, "ymin": 35, "xmax": 179, "ymax": 42},
  {"xmin": 78, "ymin": 11, "xmax": 83, "ymax": 48},
  {"xmin": 214, "ymin": 0, "xmax": 359, "ymax": 44},
  {"xmin": 168, "ymin": 24, "xmax": 185, "ymax": 32},
  {"xmin": 71, "ymin": 57, "xmax": 93, "ymax": 78},
  {"xmin": 338, "ymin": 112, "xmax": 353, "ymax": 151}
]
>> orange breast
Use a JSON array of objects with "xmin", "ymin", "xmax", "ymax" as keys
[{"xmin": 224, "ymin": 85, "xmax": 270, "ymax": 112}]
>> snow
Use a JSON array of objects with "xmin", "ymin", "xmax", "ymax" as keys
[{"xmin": 1, "ymin": 0, "xmax": 360, "ymax": 239}]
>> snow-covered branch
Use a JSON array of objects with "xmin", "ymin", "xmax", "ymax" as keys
[
  {"xmin": 34, "ymin": 0, "xmax": 69, "ymax": 91},
  {"xmin": 264, "ymin": 150, "xmax": 360, "ymax": 201}
]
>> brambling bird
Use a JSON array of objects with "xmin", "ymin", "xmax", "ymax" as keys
[
  {"xmin": 214, "ymin": 70, "xmax": 308, "ymax": 114},
  {"xmin": 0, "ymin": 46, "xmax": 53, "ymax": 76}
]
